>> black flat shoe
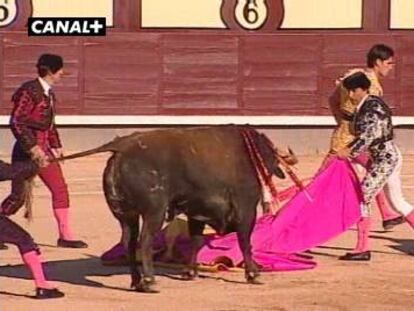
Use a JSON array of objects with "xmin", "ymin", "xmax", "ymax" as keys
[
  {"xmin": 338, "ymin": 251, "xmax": 371, "ymax": 261},
  {"xmin": 57, "ymin": 238, "xmax": 88, "ymax": 248},
  {"xmin": 383, "ymin": 216, "xmax": 405, "ymax": 230},
  {"xmin": 0, "ymin": 242, "xmax": 8, "ymax": 250},
  {"xmin": 35, "ymin": 288, "xmax": 65, "ymax": 299}
]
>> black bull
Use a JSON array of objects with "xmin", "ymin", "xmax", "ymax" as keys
[{"xmin": 57, "ymin": 126, "xmax": 288, "ymax": 292}]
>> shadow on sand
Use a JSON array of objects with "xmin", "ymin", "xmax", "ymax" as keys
[
  {"xmin": 306, "ymin": 234, "xmax": 414, "ymax": 258},
  {"xmin": 369, "ymin": 234, "xmax": 414, "ymax": 256},
  {"xmin": 0, "ymin": 254, "xmax": 247, "ymax": 297}
]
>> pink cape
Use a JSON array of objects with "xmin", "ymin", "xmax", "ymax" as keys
[
  {"xmin": 101, "ymin": 158, "xmax": 362, "ymax": 272},
  {"xmin": 196, "ymin": 158, "xmax": 362, "ymax": 271}
]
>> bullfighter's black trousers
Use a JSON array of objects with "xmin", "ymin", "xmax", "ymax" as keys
[
  {"xmin": 0, "ymin": 158, "xmax": 37, "ymax": 215},
  {"xmin": 0, "ymin": 215, "xmax": 38, "ymax": 254},
  {"xmin": 0, "ymin": 159, "xmax": 38, "ymax": 253}
]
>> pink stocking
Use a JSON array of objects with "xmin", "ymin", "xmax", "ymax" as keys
[
  {"xmin": 21, "ymin": 251, "xmax": 54, "ymax": 289},
  {"xmin": 405, "ymin": 210, "xmax": 414, "ymax": 228},
  {"xmin": 354, "ymin": 217, "xmax": 371, "ymax": 253},
  {"xmin": 375, "ymin": 191, "xmax": 400, "ymax": 221},
  {"xmin": 53, "ymin": 208, "xmax": 74, "ymax": 240}
]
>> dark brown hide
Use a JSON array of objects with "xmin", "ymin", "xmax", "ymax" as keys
[{"xmin": 58, "ymin": 126, "xmax": 285, "ymax": 292}]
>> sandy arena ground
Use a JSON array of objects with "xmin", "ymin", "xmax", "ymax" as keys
[{"xmin": 1, "ymin": 154, "xmax": 414, "ymax": 311}]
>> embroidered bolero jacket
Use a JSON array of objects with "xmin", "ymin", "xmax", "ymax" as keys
[
  {"xmin": 9, "ymin": 79, "xmax": 62, "ymax": 152},
  {"xmin": 348, "ymin": 95, "xmax": 393, "ymax": 158}
]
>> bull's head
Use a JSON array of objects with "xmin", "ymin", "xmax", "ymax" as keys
[{"xmin": 256, "ymin": 133, "xmax": 287, "ymax": 179}]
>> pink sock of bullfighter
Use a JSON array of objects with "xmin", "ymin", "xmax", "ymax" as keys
[
  {"xmin": 354, "ymin": 217, "xmax": 371, "ymax": 253},
  {"xmin": 22, "ymin": 250, "xmax": 54, "ymax": 289},
  {"xmin": 376, "ymin": 191, "xmax": 400, "ymax": 221},
  {"xmin": 405, "ymin": 210, "xmax": 414, "ymax": 228},
  {"xmin": 53, "ymin": 208, "xmax": 74, "ymax": 240}
]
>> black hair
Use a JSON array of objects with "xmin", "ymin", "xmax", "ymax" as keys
[
  {"xmin": 342, "ymin": 71, "xmax": 371, "ymax": 91},
  {"xmin": 36, "ymin": 54, "xmax": 64, "ymax": 77},
  {"xmin": 366, "ymin": 44, "xmax": 394, "ymax": 68}
]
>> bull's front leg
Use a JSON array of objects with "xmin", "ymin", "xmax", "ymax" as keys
[
  {"xmin": 182, "ymin": 219, "xmax": 205, "ymax": 281},
  {"xmin": 237, "ymin": 225, "xmax": 261, "ymax": 284}
]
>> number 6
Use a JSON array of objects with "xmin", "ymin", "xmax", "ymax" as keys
[
  {"xmin": 0, "ymin": 0, "xmax": 18, "ymax": 27},
  {"xmin": 0, "ymin": 3, "xmax": 9, "ymax": 23},
  {"xmin": 235, "ymin": 0, "xmax": 268, "ymax": 30}
]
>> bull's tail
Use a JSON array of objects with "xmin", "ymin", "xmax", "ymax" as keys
[{"xmin": 54, "ymin": 138, "xmax": 123, "ymax": 162}]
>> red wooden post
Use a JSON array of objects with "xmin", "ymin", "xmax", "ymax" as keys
[{"xmin": 363, "ymin": 0, "xmax": 390, "ymax": 32}]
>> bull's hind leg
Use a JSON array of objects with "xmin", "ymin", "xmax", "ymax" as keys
[
  {"xmin": 182, "ymin": 219, "xmax": 205, "ymax": 281},
  {"xmin": 125, "ymin": 219, "xmax": 142, "ymax": 291},
  {"xmin": 138, "ymin": 210, "xmax": 165, "ymax": 293},
  {"xmin": 103, "ymin": 155, "xmax": 147, "ymax": 291}
]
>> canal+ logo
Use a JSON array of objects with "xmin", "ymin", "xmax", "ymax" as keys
[{"xmin": 28, "ymin": 18, "xmax": 106, "ymax": 36}]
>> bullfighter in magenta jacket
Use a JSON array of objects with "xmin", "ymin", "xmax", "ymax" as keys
[{"xmin": 0, "ymin": 54, "xmax": 87, "ymax": 249}]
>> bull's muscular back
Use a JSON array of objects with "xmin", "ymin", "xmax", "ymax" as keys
[
  {"xmin": 109, "ymin": 126, "xmax": 261, "ymax": 219},
  {"xmin": 118, "ymin": 126, "xmax": 256, "ymax": 187}
]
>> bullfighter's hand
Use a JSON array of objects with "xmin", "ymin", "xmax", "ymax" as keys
[
  {"xmin": 52, "ymin": 148, "xmax": 65, "ymax": 164},
  {"xmin": 336, "ymin": 147, "xmax": 351, "ymax": 159},
  {"xmin": 29, "ymin": 145, "xmax": 49, "ymax": 168},
  {"xmin": 52, "ymin": 148, "xmax": 64, "ymax": 159},
  {"xmin": 318, "ymin": 153, "xmax": 334, "ymax": 172}
]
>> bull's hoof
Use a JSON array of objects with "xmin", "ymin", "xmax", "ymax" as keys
[
  {"xmin": 144, "ymin": 276, "xmax": 156, "ymax": 285},
  {"xmin": 181, "ymin": 270, "xmax": 197, "ymax": 281},
  {"xmin": 130, "ymin": 276, "xmax": 141, "ymax": 291},
  {"xmin": 132, "ymin": 279, "xmax": 159, "ymax": 293},
  {"xmin": 137, "ymin": 284, "xmax": 159, "ymax": 294},
  {"xmin": 246, "ymin": 273, "xmax": 262, "ymax": 285}
]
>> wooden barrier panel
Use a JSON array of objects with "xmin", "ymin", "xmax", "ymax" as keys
[
  {"xmin": 1, "ymin": 32, "xmax": 414, "ymax": 117},
  {"xmin": 0, "ymin": 0, "xmax": 413, "ymax": 123}
]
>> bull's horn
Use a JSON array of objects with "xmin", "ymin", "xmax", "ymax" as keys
[{"xmin": 282, "ymin": 147, "xmax": 298, "ymax": 165}]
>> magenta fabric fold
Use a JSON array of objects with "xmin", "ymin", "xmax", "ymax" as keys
[
  {"xmin": 196, "ymin": 158, "xmax": 362, "ymax": 270},
  {"xmin": 101, "ymin": 158, "xmax": 362, "ymax": 272}
]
